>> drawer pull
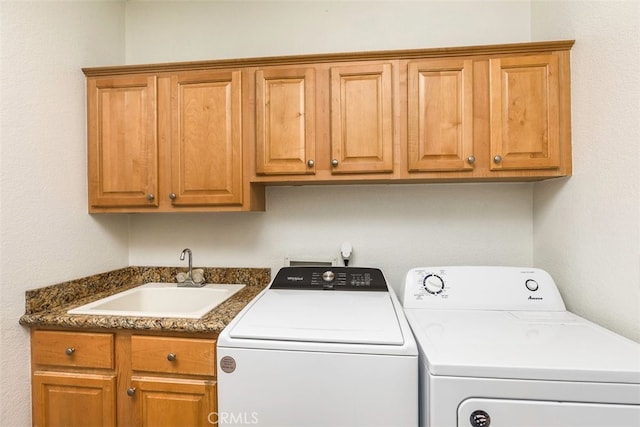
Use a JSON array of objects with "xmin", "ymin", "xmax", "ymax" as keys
[
  {"xmin": 65, "ymin": 347, "xmax": 75, "ymax": 356},
  {"xmin": 127, "ymin": 387, "xmax": 136, "ymax": 397},
  {"xmin": 167, "ymin": 353, "xmax": 177, "ymax": 362}
]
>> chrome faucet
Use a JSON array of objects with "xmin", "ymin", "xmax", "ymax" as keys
[{"xmin": 179, "ymin": 248, "xmax": 199, "ymax": 287}]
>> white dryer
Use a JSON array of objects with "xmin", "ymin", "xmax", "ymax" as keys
[
  {"xmin": 217, "ymin": 267, "xmax": 418, "ymax": 427},
  {"xmin": 401, "ymin": 266, "xmax": 640, "ymax": 427}
]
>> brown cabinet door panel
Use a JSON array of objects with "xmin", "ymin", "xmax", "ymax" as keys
[
  {"xmin": 32, "ymin": 372, "xmax": 116, "ymax": 427},
  {"xmin": 131, "ymin": 377, "xmax": 216, "ymax": 427},
  {"xmin": 255, "ymin": 67, "xmax": 316, "ymax": 175},
  {"xmin": 330, "ymin": 63, "xmax": 394, "ymax": 174},
  {"xmin": 408, "ymin": 58, "xmax": 474, "ymax": 172},
  {"xmin": 490, "ymin": 54, "xmax": 561, "ymax": 170},
  {"xmin": 170, "ymin": 70, "xmax": 243, "ymax": 206},
  {"xmin": 87, "ymin": 75, "xmax": 158, "ymax": 208}
]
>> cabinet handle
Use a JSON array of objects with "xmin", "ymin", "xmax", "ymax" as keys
[
  {"xmin": 65, "ymin": 347, "xmax": 75, "ymax": 356},
  {"xmin": 146, "ymin": 193, "xmax": 155, "ymax": 201},
  {"xmin": 307, "ymin": 159, "xmax": 315, "ymax": 168},
  {"xmin": 167, "ymin": 353, "xmax": 177, "ymax": 362},
  {"xmin": 493, "ymin": 155, "xmax": 502, "ymax": 164},
  {"xmin": 331, "ymin": 159, "xmax": 339, "ymax": 167},
  {"xmin": 467, "ymin": 156, "xmax": 475, "ymax": 164},
  {"xmin": 127, "ymin": 387, "xmax": 136, "ymax": 397},
  {"xmin": 169, "ymin": 193, "xmax": 177, "ymax": 201}
]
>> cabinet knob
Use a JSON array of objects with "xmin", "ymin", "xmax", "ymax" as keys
[
  {"xmin": 467, "ymin": 156, "xmax": 475, "ymax": 164},
  {"xmin": 127, "ymin": 387, "xmax": 136, "ymax": 397},
  {"xmin": 307, "ymin": 159, "xmax": 315, "ymax": 168},
  {"xmin": 493, "ymin": 155, "xmax": 502, "ymax": 164},
  {"xmin": 331, "ymin": 159, "xmax": 339, "ymax": 167},
  {"xmin": 146, "ymin": 193, "xmax": 155, "ymax": 201},
  {"xmin": 169, "ymin": 193, "xmax": 177, "ymax": 201},
  {"xmin": 65, "ymin": 347, "xmax": 75, "ymax": 356},
  {"xmin": 167, "ymin": 353, "xmax": 177, "ymax": 362}
]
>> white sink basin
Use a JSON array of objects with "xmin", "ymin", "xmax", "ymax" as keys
[{"xmin": 67, "ymin": 282, "xmax": 246, "ymax": 319}]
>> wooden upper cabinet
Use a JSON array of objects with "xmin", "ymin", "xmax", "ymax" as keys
[
  {"xmin": 84, "ymin": 40, "xmax": 573, "ymax": 205},
  {"xmin": 489, "ymin": 53, "xmax": 562, "ymax": 170},
  {"xmin": 407, "ymin": 58, "xmax": 474, "ymax": 172},
  {"xmin": 87, "ymin": 75, "xmax": 158, "ymax": 208},
  {"xmin": 85, "ymin": 68, "xmax": 260, "ymax": 213},
  {"xmin": 330, "ymin": 63, "xmax": 394, "ymax": 174},
  {"xmin": 255, "ymin": 67, "xmax": 316, "ymax": 175},
  {"xmin": 253, "ymin": 62, "xmax": 394, "ymax": 179},
  {"xmin": 169, "ymin": 70, "xmax": 243, "ymax": 206}
]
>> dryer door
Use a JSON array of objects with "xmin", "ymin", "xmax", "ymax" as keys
[{"xmin": 458, "ymin": 398, "xmax": 640, "ymax": 427}]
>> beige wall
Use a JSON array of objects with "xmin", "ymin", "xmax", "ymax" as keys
[
  {"xmin": 0, "ymin": 2, "xmax": 128, "ymax": 424},
  {"xmin": 531, "ymin": 0, "xmax": 640, "ymax": 341},
  {"xmin": 124, "ymin": 0, "xmax": 531, "ymax": 62}
]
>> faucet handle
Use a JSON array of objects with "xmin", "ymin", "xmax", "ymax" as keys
[{"xmin": 191, "ymin": 269, "xmax": 205, "ymax": 284}]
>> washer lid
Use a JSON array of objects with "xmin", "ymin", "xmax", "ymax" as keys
[
  {"xmin": 404, "ymin": 309, "xmax": 640, "ymax": 384},
  {"xmin": 229, "ymin": 289, "xmax": 405, "ymax": 345}
]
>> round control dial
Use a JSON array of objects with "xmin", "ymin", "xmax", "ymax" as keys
[
  {"xmin": 423, "ymin": 274, "xmax": 445, "ymax": 295},
  {"xmin": 322, "ymin": 271, "xmax": 335, "ymax": 282},
  {"xmin": 525, "ymin": 279, "xmax": 539, "ymax": 292}
]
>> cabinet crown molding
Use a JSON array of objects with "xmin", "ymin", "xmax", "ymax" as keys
[{"xmin": 82, "ymin": 40, "xmax": 575, "ymax": 77}]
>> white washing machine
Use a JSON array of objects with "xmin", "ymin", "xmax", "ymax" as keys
[
  {"xmin": 401, "ymin": 266, "xmax": 640, "ymax": 427},
  {"xmin": 217, "ymin": 266, "xmax": 418, "ymax": 427}
]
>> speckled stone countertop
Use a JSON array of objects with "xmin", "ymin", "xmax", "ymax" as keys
[{"xmin": 19, "ymin": 266, "xmax": 271, "ymax": 334}]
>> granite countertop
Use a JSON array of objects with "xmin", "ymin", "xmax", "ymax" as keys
[{"xmin": 19, "ymin": 266, "xmax": 271, "ymax": 334}]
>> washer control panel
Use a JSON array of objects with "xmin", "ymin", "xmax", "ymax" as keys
[
  {"xmin": 401, "ymin": 266, "xmax": 566, "ymax": 311},
  {"xmin": 270, "ymin": 267, "xmax": 388, "ymax": 291}
]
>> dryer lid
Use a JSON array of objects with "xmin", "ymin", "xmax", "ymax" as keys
[
  {"xmin": 404, "ymin": 309, "xmax": 640, "ymax": 384},
  {"xmin": 229, "ymin": 289, "xmax": 405, "ymax": 345}
]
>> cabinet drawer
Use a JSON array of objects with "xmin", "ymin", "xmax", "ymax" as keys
[
  {"xmin": 131, "ymin": 336, "xmax": 216, "ymax": 376},
  {"xmin": 32, "ymin": 330, "xmax": 114, "ymax": 369}
]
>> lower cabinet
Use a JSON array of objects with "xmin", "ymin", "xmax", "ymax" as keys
[
  {"xmin": 30, "ymin": 329, "xmax": 218, "ymax": 427},
  {"xmin": 32, "ymin": 371, "xmax": 116, "ymax": 427},
  {"xmin": 130, "ymin": 377, "xmax": 217, "ymax": 427},
  {"xmin": 128, "ymin": 335, "xmax": 218, "ymax": 426}
]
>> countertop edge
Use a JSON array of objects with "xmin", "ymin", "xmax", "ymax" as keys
[{"xmin": 19, "ymin": 266, "xmax": 271, "ymax": 333}]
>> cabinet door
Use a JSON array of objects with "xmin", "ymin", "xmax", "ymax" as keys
[
  {"xmin": 87, "ymin": 76, "xmax": 158, "ymax": 209},
  {"xmin": 32, "ymin": 371, "xmax": 116, "ymax": 427},
  {"xmin": 490, "ymin": 54, "xmax": 560, "ymax": 170},
  {"xmin": 407, "ymin": 58, "xmax": 474, "ymax": 171},
  {"xmin": 255, "ymin": 67, "xmax": 316, "ymax": 175},
  {"xmin": 330, "ymin": 63, "xmax": 394, "ymax": 174},
  {"xmin": 130, "ymin": 377, "xmax": 216, "ymax": 427},
  {"xmin": 169, "ymin": 70, "xmax": 243, "ymax": 206}
]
